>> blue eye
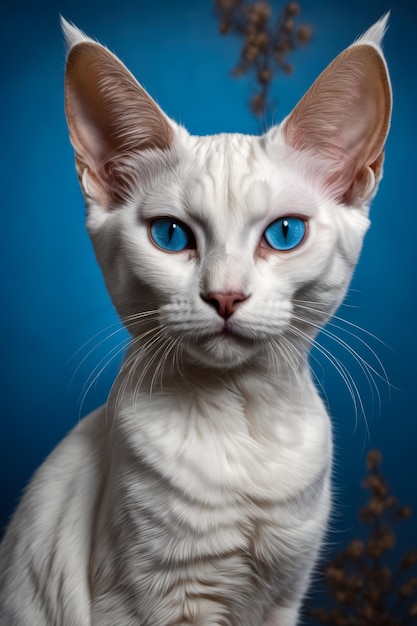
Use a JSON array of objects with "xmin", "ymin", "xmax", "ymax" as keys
[
  {"xmin": 150, "ymin": 218, "xmax": 194, "ymax": 252},
  {"xmin": 264, "ymin": 217, "xmax": 306, "ymax": 251}
]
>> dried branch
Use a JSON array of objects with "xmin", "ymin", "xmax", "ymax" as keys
[
  {"xmin": 214, "ymin": 0, "xmax": 312, "ymax": 117},
  {"xmin": 310, "ymin": 450, "xmax": 417, "ymax": 625}
]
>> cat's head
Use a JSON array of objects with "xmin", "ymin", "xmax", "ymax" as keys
[{"xmin": 62, "ymin": 16, "xmax": 391, "ymax": 372}]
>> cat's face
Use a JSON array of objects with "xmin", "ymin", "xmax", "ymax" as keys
[
  {"xmin": 62, "ymin": 18, "xmax": 391, "ymax": 371},
  {"xmin": 87, "ymin": 130, "xmax": 369, "ymax": 370}
]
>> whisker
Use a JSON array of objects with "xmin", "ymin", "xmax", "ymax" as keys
[
  {"xmin": 289, "ymin": 325, "xmax": 366, "ymax": 434},
  {"xmin": 68, "ymin": 309, "xmax": 159, "ymax": 396},
  {"xmin": 75, "ymin": 314, "xmax": 161, "ymax": 422},
  {"xmin": 78, "ymin": 337, "xmax": 130, "ymax": 420},
  {"xmin": 294, "ymin": 299, "xmax": 392, "ymax": 349},
  {"xmin": 150, "ymin": 336, "xmax": 178, "ymax": 396},
  {"xmin": 277, "ymin": 336, "xmax": 306, "ymax": 394},
  {"xmin": 80, "ymin": 323, "xmax": 160, "ymax": 400},
  {"xmin": 292, "ymin": 300, "xmax": 393, "ymax": 415},
  {"xmin": 171, "ymin": 339, "xmax": 187, "ymax": 389},
  {"xmin": 292, "ymin": 310, "xmax": 390, "ymax": 417},
  {"xmin": 67, "ymin": 323, "xmax": 127, "ymax": 394},
  {"xmin": 321, "ymin": 326, "xmax": 383, "ymax": 415},
  {"xmin": 107, "ymin": 334, "xmax": 161, "ymax": 425},
  {"xmin": 131, "ymin": 333, "xmax": 172, "ymax": 406},
  {"xmin": 263, "ymin": 335, "xmax": 305, "ymax": 400}
]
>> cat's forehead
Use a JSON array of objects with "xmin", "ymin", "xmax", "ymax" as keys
[
  {"xmin": 176, "ymin": 132, "xmax": 281, "ymax": 224},
  {"xmin": 186, "ymin": 132, "xmax": 267, "ymax": 180}
]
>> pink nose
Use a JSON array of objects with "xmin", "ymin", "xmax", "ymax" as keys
[{"xmin": 201, "ymin": 292, "xmax": 249, "ymax": 320}]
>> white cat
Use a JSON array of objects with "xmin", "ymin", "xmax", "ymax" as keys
[{"xmin": 0, "ymin": 15, "xmax": 391, "ymax": 626}]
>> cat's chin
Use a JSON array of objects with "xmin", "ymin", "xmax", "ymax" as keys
[{"xmin": 183, "ymin": 334, "xmax": 259, "ymax": 371}]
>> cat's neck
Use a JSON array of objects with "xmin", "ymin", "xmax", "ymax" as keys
[
  {"xmin": 102, "ymin": 340, "xmax": 328, "ymax": 505},
  {"xmin": 119, "ymin": 338, "xmax": 310, "ymax": 394},
  {"xmin": 108, "ymin": 340, "xmax": 313, "ymax": 415}
]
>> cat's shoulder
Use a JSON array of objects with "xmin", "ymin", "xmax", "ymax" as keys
[{"xmin": 0, "ymin": 407, "xmax": 106, "ymax": 624}]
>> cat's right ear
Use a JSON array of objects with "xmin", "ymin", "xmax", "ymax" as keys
[{"xmin": 62, "ymin": 18, "xmax": 176, "ymax": 209}]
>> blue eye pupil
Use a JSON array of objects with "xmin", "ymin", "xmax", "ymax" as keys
[
  {"xmin": 151, "ymin": 216, "xmax": 304, "ymax": 252},
  {"xmin": 168, "ymin": 223, "xmax": 176, "ymax": 240},
  {"xmin": 264, "ymin": 217, "xmax": 305, "ymax": 251},
  {"xmin": 150, "ymin": 218, "xmax": 192, "ymax": 252}
]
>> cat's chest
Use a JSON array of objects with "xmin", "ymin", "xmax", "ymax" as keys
[
  {"xmin": 115, "ymin": 379, "xmax": 330, "ymax": 502},
  {"xmin": 94, "ymin": 419, "xmax": 330, "ymax": 626},
  {"xmin": 92, "ymin": 382, "xmax": 331, "ymax": 624}
]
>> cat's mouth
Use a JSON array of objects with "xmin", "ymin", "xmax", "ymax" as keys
[
  {"xmin": 217, "ymin": 325, "xmax": 237, "ymax": 338},
  {"xmin": 201, "ymin": 322, "xmax": 255, "ymax": 344},
  {"xmin": 182, "ymin": 322, "xmax": 260, "ymax": 369}
]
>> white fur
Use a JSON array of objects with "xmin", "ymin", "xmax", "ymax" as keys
[{"xmin": 0, "ymin": 16, "xmax": 391, "ymax": 625}]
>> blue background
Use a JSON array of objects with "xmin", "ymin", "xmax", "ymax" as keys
[{"xmin": 1, "ymin": 0, "xmax": 416, "ymax": 613}]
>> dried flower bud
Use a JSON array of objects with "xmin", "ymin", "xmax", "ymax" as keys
[
  {"xmin": 362, "ymin": 473, "xmax": 389, "ymax": 498},
  {"xmin": 286, "ymin": 2, "xmax": 300, "ymax": 15},
  {"xmin": 398, "ymin": 577, "xmax": 417, "ymax": 598},
  {"xmin": 366, "ymin": 449, "xmax": 382, "ymax": 471},
  {"xmin": 334, "ymin": 589, "xmax": 349, "ymax": 604},
  {"xmin": 250, "ymin": 93, "xmax": 265, "ymax": 115},
  {"xmin": 258, "ymin": 68, "xmax": 272, "ymax": 84},
  {"xmin": 297, "ymin": 24, "xmax": 312, "ymax": 42},
  {"xmin": 274, "ymin": 40, "xmax": 291, "ymax": 53},
  {"xmin": 256, "ymin": 32, "xmax": 269, "ymax": 49},
  {"xmin": 219, "ymin": 20, "xmax": 231, "ymax": 34},
  {"xmin": 243, "ymin": 44, "xmax": 259, "ymax": 61},
  {"xmin": 401, "ymin": 550, "xmax": 417, "ymax": 569},
  {"xmin": 309, "ymin": 608, "xmax": 332, "ymax": 623},
  {"xmin": 254, "ymin": 1, "xmax": 272, "ymax": 22},
  {"xmin": 246, "ymin": 4, "xmax": 269, "ymax": 27},
  {"xmin": 216, "ymin": 0, "xmax": 239, "ymax": 9},
  {"xmin": 381, "ymin": 531, "xmax": 396, "ymax": 550},
  {"xmin": 245, "ymin": 24, "xmax": 257, "ymax": 39},
  {"xmin": 345, "ymin": 539, "xmax": 365, "ymax": 559},
  {"xmin": 282, "ymin": 19, "xmax": 294, "ymax": 33},
  {"xmin": 326, "ymin": 565, "xmax": 345, "ymax": 583},
  {"xmin": 362, "ymin": 601, "xmax": 381, "ymax": 620},
  {"xmin": 368, "ymin": 497, "xmax": 387, "ymax": 516},
  {"xmin": 373, "ymin": 566, "xmax": 392, "ymax": 585},
  {"xmin": 345, "ymin": 573, "xmax": 362, "ymax": 590},
  {"xmin": 359, "ymin": 505, "xmax": 374, "ymax": 523},
  {"xmin": 231, "ymin": 65, "xmax": 246, "ymax": 77},
  {"xmin": 395, "ymin": 505, "xmax": 412, "ymax": 519},
  {"xmin": 367, "ymin": 537, "xmax": 386, "ymax": 558}
]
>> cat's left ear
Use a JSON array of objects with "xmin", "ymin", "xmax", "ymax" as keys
[
  {"xmin": 279, "ymin": 15, "xmax": 392, "ymax": 206},
  {"xmin": 62, "ymin": 18, "xmax": 177, "ymax": 209}
]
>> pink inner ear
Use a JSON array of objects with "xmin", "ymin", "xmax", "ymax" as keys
[
  {"xmin": 283, "ymin": 44, "xmax": 391, "ymax": 202},
  {"xmin": 64, "ymin": 41, "xmax": 173, "ymax": 207}
]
